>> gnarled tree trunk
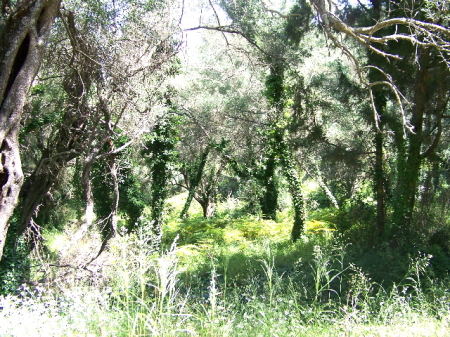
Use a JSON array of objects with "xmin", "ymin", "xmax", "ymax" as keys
[
  {"xmin": 17, "ymin": 10, "xmax": 94, "ymax": 238},
  {"xmin": 0, "ymin": 0, "xmax": 60, "ymax": 261}
]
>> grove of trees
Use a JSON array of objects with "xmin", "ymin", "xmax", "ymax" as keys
[{"xmin": 0, "ymin": 0, "xmax": 449, "ymax": 285}]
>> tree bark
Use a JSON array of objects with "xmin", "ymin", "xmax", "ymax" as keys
[
  {"xmin": 281, "ymin": 148, "xmax": 304, "ymax": 242},
  {"xmin": 368, "ymin": 0, "xmax": 386, "ymax": 242},
  {"xmin": 306, "ymin": 160, "xmax": 339, "ymax": 209},
  {"xmin": 17, "ymin": 9, "xmax": 96, "ymax": 238},
  {"xmin": 71, "ymin": 154, "xmax": 96, "ymax": 243},
  {"xmin": 392, "ymin": 47, "xmax": 430, "ymax": 242},
  {"xmin": 180, "ymin": 147, "xmax": 210, "ymax": 218},
  {"xmin": 374, "ymin": 128, "xmax": 385, "ymax": 239},
  {"xmin": 194, "ymin": 160, "xmax": 226, "ymax": 219},
  {"xmin": 0, "ymin": 0, "xmax": 60, "ymax": 261},
  {"xmin": 260, "ymin": 153, "xmax": 278, "ymax": 221}
]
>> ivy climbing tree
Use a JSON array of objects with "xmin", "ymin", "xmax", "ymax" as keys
[{"xmin": 142, "ymin": 113, "xmax": 179, "ymax": 248}]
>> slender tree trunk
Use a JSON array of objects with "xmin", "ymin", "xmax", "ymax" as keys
[
  {"xmin": 374, "ymin": 128, "xmax": 385, "ymax": 240},
  {"xmin": 306, "ymin": 160, "xmax": 339, "ymax": 209},
  {"xmin": 371, "ymin": 88, "xmax": 386, "ymax": 242},
  {"xmin": 0, "ymin": 0, "xmax": 60, "ymax": 261},
  {"xmin": 368, "ymin": 0, "xmax": 386, "ymax": 242},
  {"xmin": 198, "ymin": 160, "xmax": 225, "ymax": 219},
  {"xmin": 150, "ymin": 155, "xmax": 167, "ymax": 249},
  {"xmin": 260, "ymin": 154, "xmax": 278, "ymax": 221},
  {"xmin": 110, "ymin": 158, "xmax": 119, "ymax": 236},
  {"xmin": 88, "ymin": 153, "xmax": 119, "ymax": 264}
]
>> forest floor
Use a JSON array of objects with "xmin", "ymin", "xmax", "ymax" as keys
[{"xmin": 0, "ymin": 194, "xmax": 449, "ymax": 336}]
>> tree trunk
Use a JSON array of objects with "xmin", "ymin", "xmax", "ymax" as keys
[
  {"xmin": 307, "ymin": 160, "xmax": 339, "ymax": 209},
  {"xmin": 87, "ymin": 153, "xmax": 119, "ymax": 264},
  {"xmin": 374, "ymin": 128, "xmax": 385, "ymax": 240},
  {"xmin": 17, "ymin": 35, "xmax": 93, "ymax": 237},
  {"xmin": 282, "ymin": 156, "xmax": 304, "ymax": 242},
  {"xmin": 0, "ymin": 0, "xmax": 60, "ymax": 261},
  {"xmin": 197, "ymin": 195, "xmax": 216, "ymax": 219},
  {"xmin": 278, "ymin": 131, "xmax": 304, "ymax": 242},
  {"xmin": 71, "ymin": 154, "xmax": 95, "ymax": 243},
  {"xmin": 371, "ymin": 84, "xmax": 386, "ymax": 242},
  {"xmin": 180, "ymin": 147, "xmax": 210, "ymax": 218},
  {"xmin": 368, "ymin": 0, "xmax": 386, "ymax": 242},
  {"xmin": 17, "ymin": 148, "xmax": 79, "ymax": 237},
  {"xmin": 392, "ymin": 48, "xmax": 431, "ymax": 243},
  {"xmin": 260, "ymin": 154, "xmax": 278, "ymax": 221},
  {"xmin": 109, "ymin": 158, "xmax": 119, "ymax": 236},
  {"xmin": 204, "ymin": 201, "xmax": 215, "ymax": 218}
]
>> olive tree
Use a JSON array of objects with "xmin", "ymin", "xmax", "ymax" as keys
[{"xmin": 0, "ymin": 0, "xmax": 60, "ymax": 261}]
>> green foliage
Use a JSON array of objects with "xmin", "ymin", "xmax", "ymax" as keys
[
  {"xmin": 258, "ymin": 154, "xmax": 279, "ymax": 221},
  {"xmin": 219, "ymin": 0, "xmax": 263, "ymax": 42},
  {"xmin": 142, "ymin": 115, "xmax": 180, "ymax": 222},
  {"xmin": 117, "ymin": 171, "xmax": 147, "ymax": 231},
  {"xmin": 423, "ymin": 0, "xmax": 450, "ymax": 25},
  {"xmin": 164, "ymin": 216, "xmax": 288, "ymax": 247},
  {"xmin": 284, "ymin": 2, "xmax": 312, "ymax": 46},
  {"xmin": 4, "ymin": 0, "xmax": 450, "ymax": 334},
  {"xmin": 305, "ymin": 220, "xmax": 335, "ymax": 235},
  {"xmin": 20, "ymin": 81, "xmax": 66, "ymax": 142},
  {"xmin": 91, "ymin": 145, "xmax": 147, "ymax": 234},
  {"xmin": 264, "ymin": 64, "xmax": 285, "ymax": 106}
]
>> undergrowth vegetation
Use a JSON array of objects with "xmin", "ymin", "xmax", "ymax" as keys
[{"xmin": 0, "ymin": 193, "xmax": 449, "ymax": 336}]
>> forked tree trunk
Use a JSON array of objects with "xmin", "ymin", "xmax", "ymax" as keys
[
  {"xmin": 180, "ymin": 147, "xmax": 210, "ymax": 218},
  {"xmin": 0, "ymin": 0, "xmax": 60, "ymax": 261},
  {"xmin": 196, "ymin": 193, "xmax": 216, "ymax": 219}
]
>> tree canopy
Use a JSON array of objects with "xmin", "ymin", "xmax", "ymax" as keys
[{"xmin": 0, "ymin": 0, "xmax": 449, "ymax": 263}]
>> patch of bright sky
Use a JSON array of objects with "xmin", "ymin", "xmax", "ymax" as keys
[
  {"xmin": 179, "ymin": 0, "xmax": 372, "ymax": 62},
  {"xmin": 180, "ymin": 0, "xmax": 372, "ymax": 29}
]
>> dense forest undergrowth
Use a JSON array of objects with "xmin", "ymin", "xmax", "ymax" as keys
[{"xmin": 1, "ymin": 192, "xmax": 449, "ymax": 336}]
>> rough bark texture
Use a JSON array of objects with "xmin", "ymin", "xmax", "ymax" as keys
[
  {"xmin": 71, "ymin": 94, "xmax": 113, "ymax": 244},
  {"xmin": 17, "ymin": 10, "xmax": 94, "ymax": 238},
  {"xmin": 17, "ymin": 48, "xmax": 93, "ymax": 235},
  {"xmin": 0, "ymin": 0, "xmax": 60, "ymax": 261}
]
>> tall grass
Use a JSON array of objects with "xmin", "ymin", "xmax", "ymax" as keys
[
  {"xmin": 1, "ymin": 226, "xmax": 448, "ymax": 336},
  {"xmin": 1, "ymin": 193, "xmax": 449, "ymax": 337}
]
